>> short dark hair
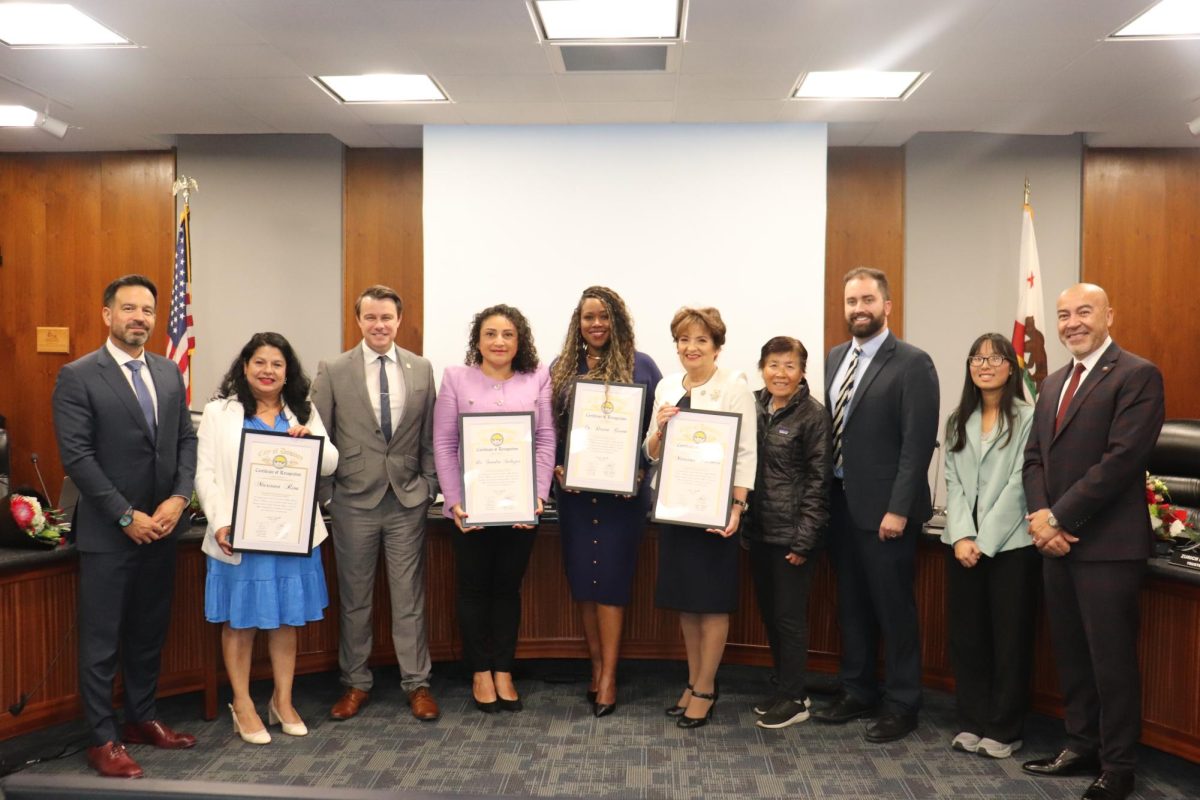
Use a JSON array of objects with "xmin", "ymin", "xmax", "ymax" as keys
[
  {"xmin": 103, "ymin": 275, "xmax": 157, "ymax": 307},
  {"xmin": 354, "ymin": 285, "xmax": 403, "ymax": 318},
  {"xmin": 465, "ymin": 304, "xmax": 539, "ymax": 373},
  {"xmin": 757, "ymin": 336, "xmax": 808, "ymax": 372},
  {"xmin": 843, "ymin": 267, "xmax": 890, "ymax": 300},
  {"xmin": 669, "ymin": 307, "xmax": 727, "ymax": 349}
]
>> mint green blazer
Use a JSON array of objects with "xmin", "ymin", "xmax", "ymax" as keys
[{"xmin": 941, "ymin": 400, "xmax": 1035, "ymax": 556}]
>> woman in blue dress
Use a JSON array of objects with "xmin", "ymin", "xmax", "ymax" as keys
[
  {"xmin": 196, "ymin": 332, "xmax": 339, "ymax": 745},
  {"xmin": 550, "ymin": 286, "xmax": 661, "ymax": 717}
]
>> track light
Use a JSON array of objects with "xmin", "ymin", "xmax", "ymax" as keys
[
  {"xmin": 1188, "ymin": 115, "xmax": 1200, "ymax": 137},
  {"xmin": 35, "ymin": 111, "xmax": 68, "ymax": 138}
]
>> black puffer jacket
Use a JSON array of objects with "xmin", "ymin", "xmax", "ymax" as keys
[{"xmin": 743, "ymin": 381, "xmax": 832, "ymax": 555}]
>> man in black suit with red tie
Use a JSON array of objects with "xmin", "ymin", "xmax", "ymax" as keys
[{"xmin": 1022, "ymin": 283, "xmax": 1165, "ymax": 800}]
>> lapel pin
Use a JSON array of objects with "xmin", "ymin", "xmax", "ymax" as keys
[{"xmin": 406, "ymin": 362, "xmax": 412, "ymax": 369}]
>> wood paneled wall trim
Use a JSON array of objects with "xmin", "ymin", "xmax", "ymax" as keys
[
  {"xmin": 1082, "ymin": 148, "xmax": 1200, "ymax": 419},
  {"xmin": 342, "ymin": 149, "xmax": 424, "ymax": 354}
]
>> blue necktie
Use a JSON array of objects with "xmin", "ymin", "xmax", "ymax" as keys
[
  {"xmin": 125, "ymin": 360, "xmax": 157, "ymax": 437},
  {"xmin": 378, "ymin": 355, "xmax": 393, "ymax": 442}
]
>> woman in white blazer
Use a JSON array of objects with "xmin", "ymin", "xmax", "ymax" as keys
[
  {"xmin": 942, "ymin": 333, "xmax": 1037, "ymax": 760},
  {"xmin": 196, "ymin": 332, "xmax": 338, "ymax": 745},
  {"xmin": 643, "ymin": 307, "xmax": 757, "ymax": 729}
]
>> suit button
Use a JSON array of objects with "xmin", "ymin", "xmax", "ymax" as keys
[
  {"xmin": 592, "ymin": 519, "xmax": 598, "ymax": 524},
  {"xmin": 593, "ymin": 540, "xmax": 598, "ymax": 545},
  {"xmin": 592, "ymin": 498, "xmax": 598, "ymax": 504},
  {"xmin": 593, "ymin": 560, "xmax": 598, "ymax": 565}
]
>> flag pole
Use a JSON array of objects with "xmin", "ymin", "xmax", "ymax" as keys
[{"xmin": 1023, "ymin": 176, "xmax": 1031, "ymax": 207}]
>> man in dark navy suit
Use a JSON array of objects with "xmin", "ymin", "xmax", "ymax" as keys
[
  {"xmin": 810, "ymin": 267, "xmax": 939, "ymax": 743},
  {"xmin": 52, "ymin": 275, "xmax": 198, "ymax": 778},
  {"xmin": 1022, "ymin": 283, "xmax": 1164, "ymax": 800}
]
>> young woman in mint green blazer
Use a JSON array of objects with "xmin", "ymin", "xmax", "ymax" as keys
[{"xmin": 942, "ymin": 333, "xmax": 1038, "ymax": 761}]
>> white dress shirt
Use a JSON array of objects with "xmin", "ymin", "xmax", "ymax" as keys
[
  {"xmin": 105, "ymin": 337, "xmax": 158, "ymax": 423},
  {"xmin": 361, "ymin": 340, "xmax": 405, "ymax": 432},
  {"xmin": 1056, "ymin": 336, "xmax": 1113, "ymax": 412}
]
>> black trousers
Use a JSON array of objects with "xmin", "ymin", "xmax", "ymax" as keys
[
  {"xmin": 1043, "ymin": 557, "xmax": 1146, "ymax": 772},
  {"xmin": 946, "ymin": 545, "xmax": 1041, "ymax": 743},
  {"xmin": 77, "ymin": 539, "xmax": 178, "ymax": 745},
  {"xmin": 450, "ymin": 528, "xmax": 537, "ymax": 673},
  {"xmin": 828, "ymin": 483, "xmax": 922, "ymax": 714},
  {"xmin": 748, "ymin": 540, "xmax": 814, "ymax": 700}
]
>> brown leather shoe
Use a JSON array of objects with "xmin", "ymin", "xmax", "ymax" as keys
[
  {"xmin": 87, "ymin": 741, "xmax": 144, "ymax": 778},
  {"xmin": 121, "ymin": 719, "xmax": 197, "ymax": 749},
  {"xmin": 408, "ymin": 687, "xmax": 440, "ymax": 721},
  {"xmin": 330, "ymin": 687, "xmax": 370, "ymax": 720}
]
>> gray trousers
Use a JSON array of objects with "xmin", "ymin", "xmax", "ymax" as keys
[{"xmin": 329, "ymin": 491, "xmax": 431, "ymax": 693}]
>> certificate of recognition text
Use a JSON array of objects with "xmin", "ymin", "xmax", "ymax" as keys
[
  {"xmin": 459, "ymin": 412, "xmax": 538, "ymax": 527},
  {"xmin": 562, "ymin": 380, "xmax": 646, "ymax": 495}
]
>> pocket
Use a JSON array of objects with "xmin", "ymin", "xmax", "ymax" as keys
[
  {"xmin": 404, "ymin": 454, "xmax": 420, "ymax": 471},
  {"xmin": 340, "ymin": 453, "xmax": 365, "ymax": 476}
]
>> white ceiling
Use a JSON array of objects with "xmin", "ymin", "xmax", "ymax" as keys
[{"xmin": 1, "ymin": 0, "xmax": 1199, "ymax": 152}]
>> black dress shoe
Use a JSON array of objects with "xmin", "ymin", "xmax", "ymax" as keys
[
  {"xmin": 811, "ymin": 693, "xmax": 877, "ymax": 724},
  {"xmin": 593, "ymin": 702, "xmax": 616, "ymax": 718},
  {"xmin": 676, "ymin": 689, "xmax": 717, "ymax": 729},
  {"xmin": 864, "ymin": 712, "xmax": 918, "ymax": 742},
  {"xmin": 665, "ymin": 683, "xmax": 694, "ymax": 717},
  {"xmin": 497, "ymin": 697, "xmax": 523, "ymax": 713},
  {"xmin": 1082, "ymin": 771, "xmax": 1134, "ymax": 800},
  {"xmin": 1022, "ymin": 749, "xmax": 1101, "ymax": 777},
  {"xmin": 586, "ymin": 689, "xmax": 598, "ymax": 704}
]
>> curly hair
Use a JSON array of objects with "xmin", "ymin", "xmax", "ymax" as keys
[
  {"xmin": 550, "ymin": 286, "xmax": 638, "ymax": 425},
  {"xmin": 215, "ymin": 332, "xmax": 313, "ymax": 424},
  {"xmin": 464, "ymin": 304, "xmax": 539, "ymax": 373}
]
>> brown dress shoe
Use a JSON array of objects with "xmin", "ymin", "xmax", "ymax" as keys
[
  {"xmin": 87, "ymin": 741, "xmax": 144, "ymax": 778},
  {"xmin": 330, "ymin": 687, "xmax": 370, "ymax": 720},
  {"xmin": 408, "ymin": 687, "xmax": 441, "ymax": 721},
  {"xmin": 121, "ymin": 719, "xmax": 198, "ymax": 749}
]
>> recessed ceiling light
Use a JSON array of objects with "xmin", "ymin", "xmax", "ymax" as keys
[
  {"xmin": 0, "ymin": 3, "xmax": 129, "ymax": 47},
  {"xmin": 1111, "ymin": 0, "xmax": 1200, "ymax": 39},
  {"xmin": 792, "ymin": 71, "xmax": 926, "ymax": 100},
  {"xmin": 0, "ymin": 105, "xmax": 38, "ymax": 126},
  {"xmin": 313, "ymin": 74, "xmax": 448, "ymax": 103},
  {"xmin": 531, "ymin": 0, "xmax": 684, "ymax": 42}
]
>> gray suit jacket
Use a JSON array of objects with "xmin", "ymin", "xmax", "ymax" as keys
[
  {"xmin": 825, "ymin": 331, "xmax": 940, "ymax": 531},
  {"xmin": 52, "ymin": 345, "xmax": 197, "ymax": 553},
  {"xmin": 311, "ymin": 344, "xmax": 438, "ymax": 510}
]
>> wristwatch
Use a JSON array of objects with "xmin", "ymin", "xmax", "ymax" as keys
[
  {"xmin": 732, "ymin": 499, "xmax": 749, "ymax": 512},
  {"xmin": 118, "ymin": 507, "xmax": 134, "ymax": 527},
  {"xmin": 1047, "ymin": 513, "xmax": 1060, "ymax": 529}
]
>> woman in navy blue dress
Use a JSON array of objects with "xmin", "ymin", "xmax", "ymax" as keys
[{"xmin": 550, "ymin": 286, "xmax": 661, "ymax": 717}]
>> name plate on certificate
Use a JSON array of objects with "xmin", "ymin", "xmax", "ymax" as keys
[
  {"xmin": 460, "ymin": 412, "xmax": 538, "ymax": 527},
  {"xmin": 562, "ymin": 380, "xmax": 647, "ymax": 496},
  {"xmin": 651, "ymin": 409, "xmax": 742, "ymax": 530},
  {"xmin": 230, "ymin": 429, "xmax": 324, "ymax": 556}
]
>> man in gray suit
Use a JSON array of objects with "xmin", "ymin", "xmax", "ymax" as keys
[
  {"xmin": 810, "ymin": 267, "xmax": 940, "ymax": 743},
  {"xmin": 312, "ymin": 285, "xmax": 441, "ymax": 721},
  {"xmin": 52, "ymin": 275, "xmax": 198, "ymax": 778}
]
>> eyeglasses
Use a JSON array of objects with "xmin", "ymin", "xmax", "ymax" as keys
[{"xmin": 967, "ymin": 354, "xmax": 1008, "ymax": 368}]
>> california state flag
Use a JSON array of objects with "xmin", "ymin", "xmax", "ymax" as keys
[{"xmin": 1013, "ymin": 203, "xmax": 1047, "ymax": 398}]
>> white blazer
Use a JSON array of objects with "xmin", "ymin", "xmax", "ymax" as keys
[
  {"xmin": 196, "ymin": 397, "xmax": 339, "ymax": 565},
  {"xmin": 643, "ymin": 366, "xmax": 758, "ymax": 490}
]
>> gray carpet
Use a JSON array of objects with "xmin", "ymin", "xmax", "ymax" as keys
[{"xmin": 3, "ymin": 661, "xmax": 1198, "ymax": 799}]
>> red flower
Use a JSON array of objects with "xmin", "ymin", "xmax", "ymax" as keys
[
  {"xmin": 1146, "ymin": 487, "xmax": 1156, "ymax": 504},
  {"xmin": 1173, "ymin": 509, "xmax": 1189, "ymax": 523},
  {"xmin": 10, "ymin": 496, "xmax": 34, "ymax": 529}
]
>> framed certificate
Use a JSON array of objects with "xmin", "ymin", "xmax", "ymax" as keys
[
  {"xmin": 230, "ymin": 429, "xmax": 324, "ymax": 556},
  {"xmin": 562, "ymin": 380, "xmax": 647, "ymax": 496},
  {"xmin": 651, "ymin": 408, "xmax": 742, "ymax": 530},
  {"xmin": 460, "ymin": 411, "xmax": 538, "ymax": 527}
]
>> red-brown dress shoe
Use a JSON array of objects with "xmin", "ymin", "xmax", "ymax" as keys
[
  {"xmin": 408, "ymin": 687, "xmax": 441, "ymax": 721},
  {"xmin": 330, "ymin": 687, "xmax": 370, "ymax": 720},
  {"xmin": 87, "ymin": 741, "xmax": 144, "ymax": 778},
  {"xmin": 121, "ymin": 719, "xmax": 198, "ymax": 749}
]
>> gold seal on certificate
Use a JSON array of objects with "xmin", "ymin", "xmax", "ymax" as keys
[
  {"xmin": 562, "ymin": 380, "xmax": 647, "ymax": 496},
  {"xmin": 460, "ymin": 412, "xmax": 538, "ymax": 527},
  {"xmin": 230, "ymin": 429, "xmax": 325, "ymax": 556},
  {"xmin": 651, "ymin": 409, "xmax": 742, "ymax": 529}
]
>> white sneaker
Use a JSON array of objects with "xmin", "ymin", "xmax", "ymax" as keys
[
  {"xmin": 977, "ymin": 737, "xmax": 1022, "ymax": 758},
  {"xmin": 951, "ymin": 731, "xmax": 981, "ymax": 753}
]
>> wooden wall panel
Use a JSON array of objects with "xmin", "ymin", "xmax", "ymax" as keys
[
  {"xmin": 0, "ymin": 152, "xmax": 175, "ymax": 495},
  {"xmin": 342, "ymin": 149, "xmax": 424, "ymax": 354},
  {"xmin": 1082, "ymin": 148, "xmax": 1200, "ymax": 418},
  {"xmin": 824, "ymin": 148, "xmax": 906, "ymax": 357}
]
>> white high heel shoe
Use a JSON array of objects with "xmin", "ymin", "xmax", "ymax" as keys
[
  {"xmin": 230, "ymin": 703, "xmax": 271, "ymax": 745},
  {"xmin": 268, "ymin": 701, "xmax": 309, "ymax": 737}
]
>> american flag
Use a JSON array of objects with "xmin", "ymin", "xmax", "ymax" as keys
[{"xmin": 166, "ymin": 208, "xmax": 195, "ymax": 405}]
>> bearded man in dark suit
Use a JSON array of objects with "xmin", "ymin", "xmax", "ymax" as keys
[{"xmin": 1022, "ymin": 283, "xmax": 1165, "ymax": 800}]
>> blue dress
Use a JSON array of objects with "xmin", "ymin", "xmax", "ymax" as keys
[{"xmin": 204, "ymin": 414, "xmax": 329, "ymax": 630}]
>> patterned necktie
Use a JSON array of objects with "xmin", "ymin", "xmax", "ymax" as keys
[
  {"xmin": 124, "ymin": 361, "xmax": 157, "ymax": 437},
  {"xmin": 1054, "ymin": 362, "xmax": 1086, "ymax": 433},
  {"xmin": 831, "ymin": 348, "xmax": 862, "ymax": 471},
  {"xmin": 378, "ymin": 355, "xmax": 393, "ymax": 442}
]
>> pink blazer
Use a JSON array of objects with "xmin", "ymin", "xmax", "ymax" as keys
[{"xmin": 433, "ymin": 364, "xmax": 556, "ymax": 517}]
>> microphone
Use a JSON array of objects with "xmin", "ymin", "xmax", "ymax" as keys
[{"xmin": 30, "ymin": 453, "xmax": 53, "ymax": 506}]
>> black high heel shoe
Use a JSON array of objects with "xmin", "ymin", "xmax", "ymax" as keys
[
  {"xmin": 586, "ymin": 689, "xmax": 598, "ymax": 704},
  {"xmin": 665, "ymin": 683, "xmax": 694, "ymax": 717},
  {"xmin": 677, "ymin": 687, "xmax": 718, "ymax": 729},
  {"xmin": 593, "ymin": 701, "xmax": 616, "ymax": 718},
  {"xmin": 474, "ymin": 696, "xmax": 500, "ymax": 713},
  {"xmin": 497, "ymin": 696, "xmax": 523, "ymax": 713}
]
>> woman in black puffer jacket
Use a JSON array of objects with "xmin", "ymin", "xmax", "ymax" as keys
[{"xmin": 744, "ymin": 336, "xmax": 832, "ymax": 731}]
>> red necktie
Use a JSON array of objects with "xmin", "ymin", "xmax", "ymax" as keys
[{"xmin": 1054, "ymin": 362, "xmax": 1086, "ymax": 432}]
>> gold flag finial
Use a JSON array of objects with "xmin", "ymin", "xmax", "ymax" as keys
[
  {"xmin": 172, "ymin": 175, "xmax": 198, "ymax": 205},
  {"xmin": 1023, "ymin": 177, "xmax": 1031, "ymax": 206}
]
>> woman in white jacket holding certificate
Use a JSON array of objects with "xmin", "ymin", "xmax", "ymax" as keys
[{"xmin": 196, "ymin": 332, "xmax": 338, "ymax": 745}]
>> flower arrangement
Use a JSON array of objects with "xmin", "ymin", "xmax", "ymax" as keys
[
  {"xmin": 9, "ymin": 494, "xmax": 68, "ymax": 546},
  {"xmin": 1146, "ymin": 473, "xmax": 1200, "ymax": 545}
]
